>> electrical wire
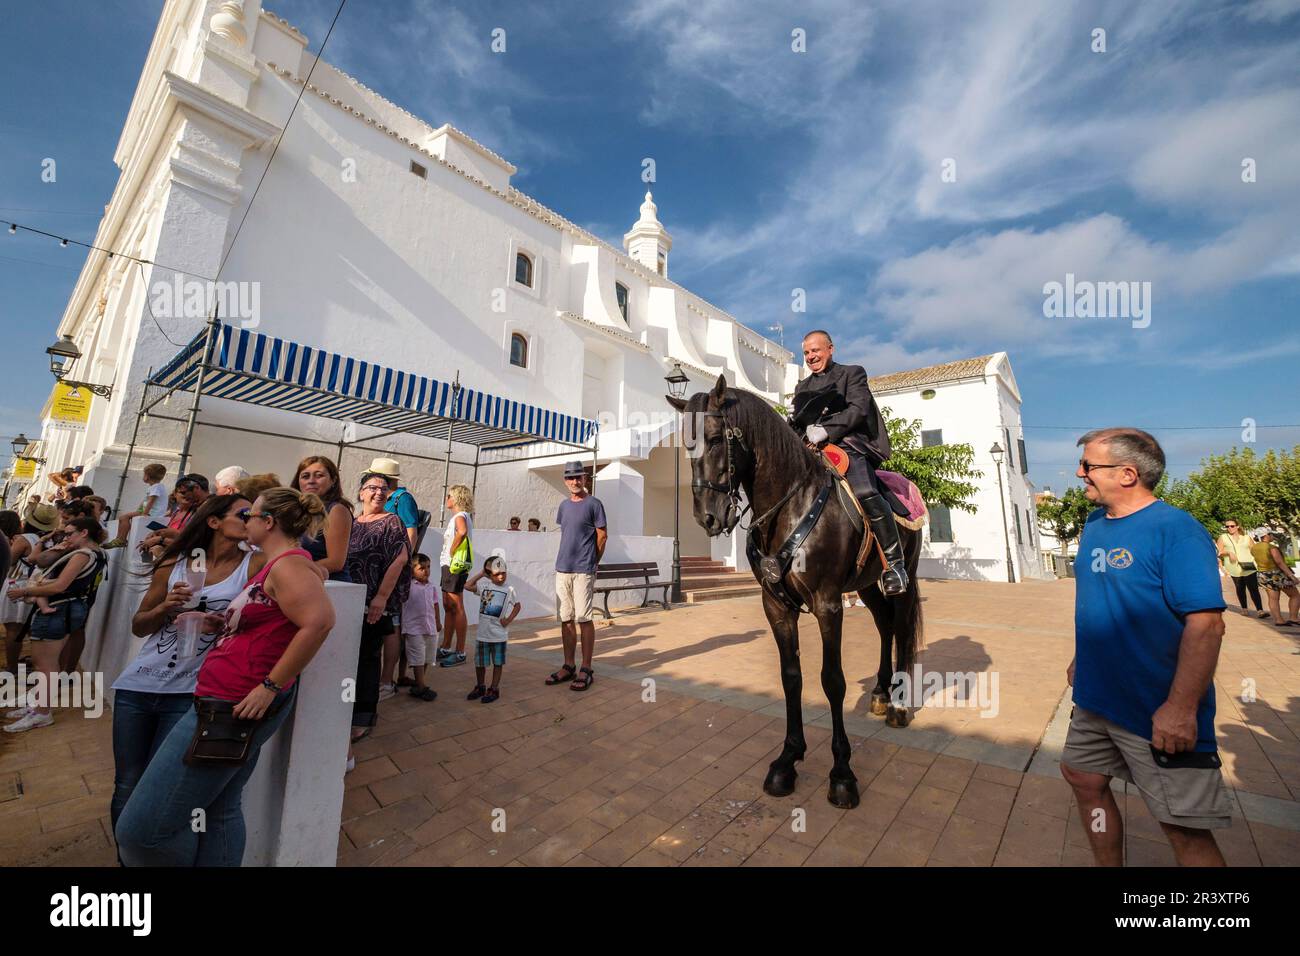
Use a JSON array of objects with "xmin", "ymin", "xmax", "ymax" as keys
[{"xmin": 1, "ymin": 218, "xmax": 215, "ymax": 283}]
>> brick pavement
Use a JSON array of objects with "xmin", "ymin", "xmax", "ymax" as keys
[{"xmin": 2, "ymin": 577, "xmax": 1297, "ymax": 866}]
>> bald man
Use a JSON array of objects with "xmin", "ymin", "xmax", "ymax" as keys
[{"xmin": 791, "ymin": 329, "xmax": 908, "ymax": 595}]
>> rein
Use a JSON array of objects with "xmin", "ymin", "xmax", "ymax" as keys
[{"xmin": 694, "ymin": 404, "xmax": 831, "ymax": 613}]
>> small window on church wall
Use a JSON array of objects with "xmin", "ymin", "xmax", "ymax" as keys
[
  {"xmin": 657, "ymin": 252, "xmax": 665, "ymax": 276},
  {"xmin": 515, "ymin": 252, "xmax": 533, "ymax": 288},
  {"xmin": 615, "ymin": 283, "xmax": 629, "ymax": 322},
  {"xmin": 509, "ymin": 333, "xmax": 529, "ymax": 368},
  {"xmin": 409, "ymin": 160, "xmax": 427, "ymax": 179}
]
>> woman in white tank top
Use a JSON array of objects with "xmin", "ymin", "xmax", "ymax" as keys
[{"xmin": 109, "ymin": 494, "xmax": 266, "ymax": 838}]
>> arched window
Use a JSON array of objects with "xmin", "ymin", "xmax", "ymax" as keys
[
  {"xmin": 615, "ymin": 283, "xmax": 629, "ymax": 322},
  {"xmin": 515, "ymin": 251, "xmax": 533, "ymax": 287},
  {"xmin": 509, "ymin": 332, "xmax": 529, "ymax": 368}
]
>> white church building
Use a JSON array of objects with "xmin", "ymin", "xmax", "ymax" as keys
[{"xmin": 30, "ymin": 0, "xmax": 1046, "ymax": 589}]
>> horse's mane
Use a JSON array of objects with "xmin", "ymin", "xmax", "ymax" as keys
[{"xmin": 693, "ymin": 386, "xmax": 823, "ymax": 486}]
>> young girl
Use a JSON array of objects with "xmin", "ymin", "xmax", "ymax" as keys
[
  {"xmin": 401, "ymin": 554, "xmax": 442, "ymax": 701},
  {"xmin": 465, "ymin": 556, "xmax": 520, "ymax": 704}
]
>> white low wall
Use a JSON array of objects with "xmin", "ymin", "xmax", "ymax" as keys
[
  {"xmin": 465, "ymin": 531, "xmax": 674, "ymax": 624},
  {"xmin": 80, "ymin": 518, "xmax": 363, "ymax": 867}
]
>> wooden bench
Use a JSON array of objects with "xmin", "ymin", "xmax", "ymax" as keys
[{"xmin": 593, "ymin": 561, "xmax": 672, "ymax": 619}]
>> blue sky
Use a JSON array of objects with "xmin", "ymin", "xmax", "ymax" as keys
[{"xmin": 3, "ymin": 0, "xmax": 1298, "ymax": 487}]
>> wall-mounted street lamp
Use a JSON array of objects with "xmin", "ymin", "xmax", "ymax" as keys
[
  {"xmin": 10, "ymin": 434, "xmax": 47, "ymax": 464},
  {"xmin": 990, "ymin": 442, "xmax": 1015, "ymax": 583},
  {"xmin": 46, "ymin": 335, "xmax": 113, "ymax": 399},
  {"xmin": 665, "ymin": 361, "xmax": 690, "ymax": 604}
]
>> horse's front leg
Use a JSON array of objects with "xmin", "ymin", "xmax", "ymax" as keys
[
  {"xmin": 762, "ymin": 593, "xmax": 805, "ymax": 798},
  {"xmin": 815, "ymin": 595, "xmax": 859, "ymax": 808}
]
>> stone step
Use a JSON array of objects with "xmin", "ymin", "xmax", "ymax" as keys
[
  {"xmin": 683, "ymin": 582, "xmax": 764, "ymax": 603},
  {"xmin": 677, "ymin": 572, "xmax": 750, "ymax": 589}
]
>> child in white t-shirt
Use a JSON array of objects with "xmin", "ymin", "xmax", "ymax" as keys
[
  {"xmin": 107, "ymin": 463, "xmax": 168, "ymax": 547},
  {"xmin": 401, "ymin": 554, "xmax": 443, "ymax": 701},
  {"xmin": 465, "ymin": 556, "xmax": 519, "ymax": 704}
]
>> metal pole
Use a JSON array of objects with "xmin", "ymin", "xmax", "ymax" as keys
[
  {"xmin": 671, "ymin": 442, "xmax": 682, "ymax": 604},
  {"xmin": 112, "ymin": 370, "xmax": 154, "ymax": 514},
  {"xmin": 471, "ymin": 444, "xmax": 480, "ymax": 501},
  {"xmin": 995, "ymin": 459, "xmax": 1015, "ymax": 583},
  {"xmin": 439, "ymin": 374, "xmax": 460, "ymax": 526},
  {"xmin": 177, "ymin": 309, "xmax": 220, "ymax": 476}
]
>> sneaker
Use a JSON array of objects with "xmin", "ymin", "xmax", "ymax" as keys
[
  {"xmin": 481, "ymin": 687, "xmax": 500, "ymax": 704},
  {"xmin": 439, "ymin": 652, "xmax": 466, "ymax": 668},
  {"xmin": 5, "ymin": 705, "xmax": 31, "ymax": 720},
  {"xmin": 435, "ymin": 647, "xmax": 451, "ymax": 661},
  {"xmin": 854, "ymin": 598, "xmax": 866, "ymax": 607},
  {"xmin": 377, "ymin": 683, "xmax": 397, "ymax": 702},
  {"xmin": 3, "ymin": 711, "xmax": 53, "ymax": 733},
  {"xmin": 467, "ymin": 684, "xmax": 486, "ymax": 700}
]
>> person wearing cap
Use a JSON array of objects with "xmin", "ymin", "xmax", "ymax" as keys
[
  {"xmin": 1249, "ymin": 528, "xmax": 1299, "ymax": 628},
  {"xmin": 367, "ymin": 457, "xmax": 422, "ymax": 553},
  {"xmin": 545, "ymin": 462, "xmax": 606, "ymax": 692},
  {"xmin": 464, "ymin": 555, "xmax": 519, "ymax": 704}
]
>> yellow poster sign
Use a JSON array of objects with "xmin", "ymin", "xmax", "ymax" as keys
[
  {"xmin": 12, "ymin": 458, "xmax": 36, "ymax": 480},
  {"xmin": 49, "ymin": 382, "xmax": 92, "ymax": 430}
]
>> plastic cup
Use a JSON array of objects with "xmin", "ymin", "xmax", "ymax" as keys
[
  {"xmin": 181, "ymin": 565, "xmax": 206, "ymax": 608},
  {"xmin": 175, "ymin": 611, "xmax": 205, "ymax": 657}
]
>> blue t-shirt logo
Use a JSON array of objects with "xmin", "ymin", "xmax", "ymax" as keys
[{"xmin": 1106, "ymin": 547, "xmax": 1133, "ymax": 569}]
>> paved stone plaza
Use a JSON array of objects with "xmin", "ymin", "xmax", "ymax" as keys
[{"xmin": 2, "ymin": 578, "xmax": 1297, "ymax": 866}]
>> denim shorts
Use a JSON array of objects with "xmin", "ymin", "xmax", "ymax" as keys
[{"xmin": 29, "ymin": 598, "xmax": 89, "ymax": 641}]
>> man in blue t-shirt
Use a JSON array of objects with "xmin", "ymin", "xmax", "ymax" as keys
[
  {"xmin": 1061, "ymin": 427, "xmax": 1230, "ymax": 867},
  {"xmin": 368, "ymin": 456, "xmax": 421, "ymax": 552},
  {"xmin": 545, "ymin": 461, "xmax": 607, "ymax": 693}
]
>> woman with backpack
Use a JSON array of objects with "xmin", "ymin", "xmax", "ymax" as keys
[{"xmin": 3, "ymin": 516, "xmax": 106, "ymax": 733}]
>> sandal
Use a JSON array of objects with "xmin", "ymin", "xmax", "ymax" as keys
[
  {"xmin": 570, "ymin": 667, "xmax": 594, "ymax": 692},
  {"xmin": 481, "ymin": 687, "xmax": 500, "ymax": 704},
  {"xmin": 467, "ymin": 684, "xmax": 486, "ymax": 700},
  {"xmin": 546, "ymin": 664, "xmax": 577, "ymax": 685},
  {"xmin": 409, "ymin": 686, "xmax": 438, "ymax": 701}
]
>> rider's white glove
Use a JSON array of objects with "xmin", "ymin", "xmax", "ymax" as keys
[{"xmin": 805, "ymin": 424, "xmax": 829, "ymax": 445}]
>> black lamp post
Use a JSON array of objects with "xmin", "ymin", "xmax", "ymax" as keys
[
  {"xmin": 665, "ymin": 361, "xmax": 690, "ymax": 604},
  {"xmin": 10, "ymin": 434, "xmax": 46, "ymax": 465},
  {"xmin": 990, "ymin": 442, "xmax": 1015, "ymax": 583},
  {"xmin": 46, "ymin": 334, "xmax": 113, "ymax": 399}
]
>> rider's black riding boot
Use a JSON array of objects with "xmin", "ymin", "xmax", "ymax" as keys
[{"xmin": 860, "ymin": 492, "xmax": 910, "ymax": 596}]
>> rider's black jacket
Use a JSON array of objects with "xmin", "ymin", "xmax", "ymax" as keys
[{"xmin": 791, "ymin": 359, "xmax": 892, "ymax": 466}]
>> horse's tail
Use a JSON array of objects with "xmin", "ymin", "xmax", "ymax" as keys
[{"xmin": 896, "ymin": 581, "xmax": 924, "ymax": 658}]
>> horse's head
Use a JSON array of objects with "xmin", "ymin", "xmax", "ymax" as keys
[{"xmin": 666, "ymin": 374, "xmax": 749, "ymax": 536}]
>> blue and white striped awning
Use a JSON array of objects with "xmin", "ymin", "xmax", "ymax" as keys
[{"xmin": 148, "ymin": 323, "xmax": 598, "ymax": 449}]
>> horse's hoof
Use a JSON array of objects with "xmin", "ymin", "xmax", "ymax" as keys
[
  {"xmin": 870, "ymin": 693, "xmax": 889, "ymax": 717},
  {"xmin": 764, "ymin": 764, "xmax": 798, "ymax": 798},
  {"xmin": 827, "ymin": 777, "xmax": 860, "ymax": 809},
  {"xmin": 885, "ymin": 705, "xmax": 911, "ymax": 728}
]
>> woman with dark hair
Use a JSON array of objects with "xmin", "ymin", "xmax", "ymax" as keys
[
  {"xmin": 109, "ymin": 493, "xmax": 263, "ymax": 836},
  {"xmin": 4, "ymin": 516, "xmax": 106, "ymax": 733},
  {"xmin": 0, "ymin": 510, "xmax": 39, "ymax": 681},
  {"xmin": 115, "ymin": 487, "xmax": 334, "ymax": 866},
  {"xmin": 343, "ymin": 472, "xmax": 410, "ymax": 764},
  {"xmin": 292, "ymin": 455, "xmax": 353, "ymax": 582}
]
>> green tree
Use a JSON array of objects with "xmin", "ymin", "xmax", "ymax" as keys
[
  {"xmin": 1035, "ymin": 487, "xmax": 1093, "ymax": 555},
  {"xmin": 878, "ymin": 407, "xmax": 983, "ymax": 512},
  {"xmin": 1157, "ymin": 445, "xmax": 1300, "ymax": 539}
]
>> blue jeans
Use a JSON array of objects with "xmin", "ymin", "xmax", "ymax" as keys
[
  {"xmin": 110, "ymin": 689, "xmax": 194, "ymax": 835},
  {"xmin": 114, "ymin": 685, "xmax": 297, "ymax": 867}
]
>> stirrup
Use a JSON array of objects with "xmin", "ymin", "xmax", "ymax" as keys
[{"xmin": 879, "ymin": 566, "xmax": 909, "ymax": 596}]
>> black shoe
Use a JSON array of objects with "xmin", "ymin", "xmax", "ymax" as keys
[
  {"xmin": 467, "ymin": 684, "xmax": 485, "ymax": 700},
  {"xmin": 860, "ymin": 492, "xmax": 910, "ymax": 595}
]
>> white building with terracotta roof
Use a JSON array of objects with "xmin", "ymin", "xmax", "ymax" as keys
[{"xmin": 35, "ymin": 0, "xmax": 1045, "ymax": 589}]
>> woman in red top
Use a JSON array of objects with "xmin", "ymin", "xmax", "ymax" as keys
[{"xmin": 115, "ymin": 487, "xmax": 335, "ymax": 867}]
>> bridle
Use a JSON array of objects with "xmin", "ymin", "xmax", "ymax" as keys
[
  {"xmin": 688, "ymin": 407, "xmax": 804, "ymax": 537},
  {"xmin": 689, "ymin": 410, "xmax": 750, "ymax": 534}
]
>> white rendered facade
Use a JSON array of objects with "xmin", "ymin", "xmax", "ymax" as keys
[{"xmin": 35, "ymin": 0, "xmax": 1042, "ymax": 582}]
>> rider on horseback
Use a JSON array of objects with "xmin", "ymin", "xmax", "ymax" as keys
[{"xmin": 791, "ymin": 330, "xmax": 910, "ymax": 596}]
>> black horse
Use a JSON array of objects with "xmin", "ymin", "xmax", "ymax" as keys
[{"xmin": 668, "ymin": 375, "xmax": 923, "ymax": 809}]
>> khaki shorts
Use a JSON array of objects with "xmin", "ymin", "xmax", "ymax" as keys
[
  {"xmin": 1062, "ymin": 706, "xmax": 1232, "ymax": 830},
  {"xmin": 556, "ymin": 572, "xmax": 595, "ymax": 624}
]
